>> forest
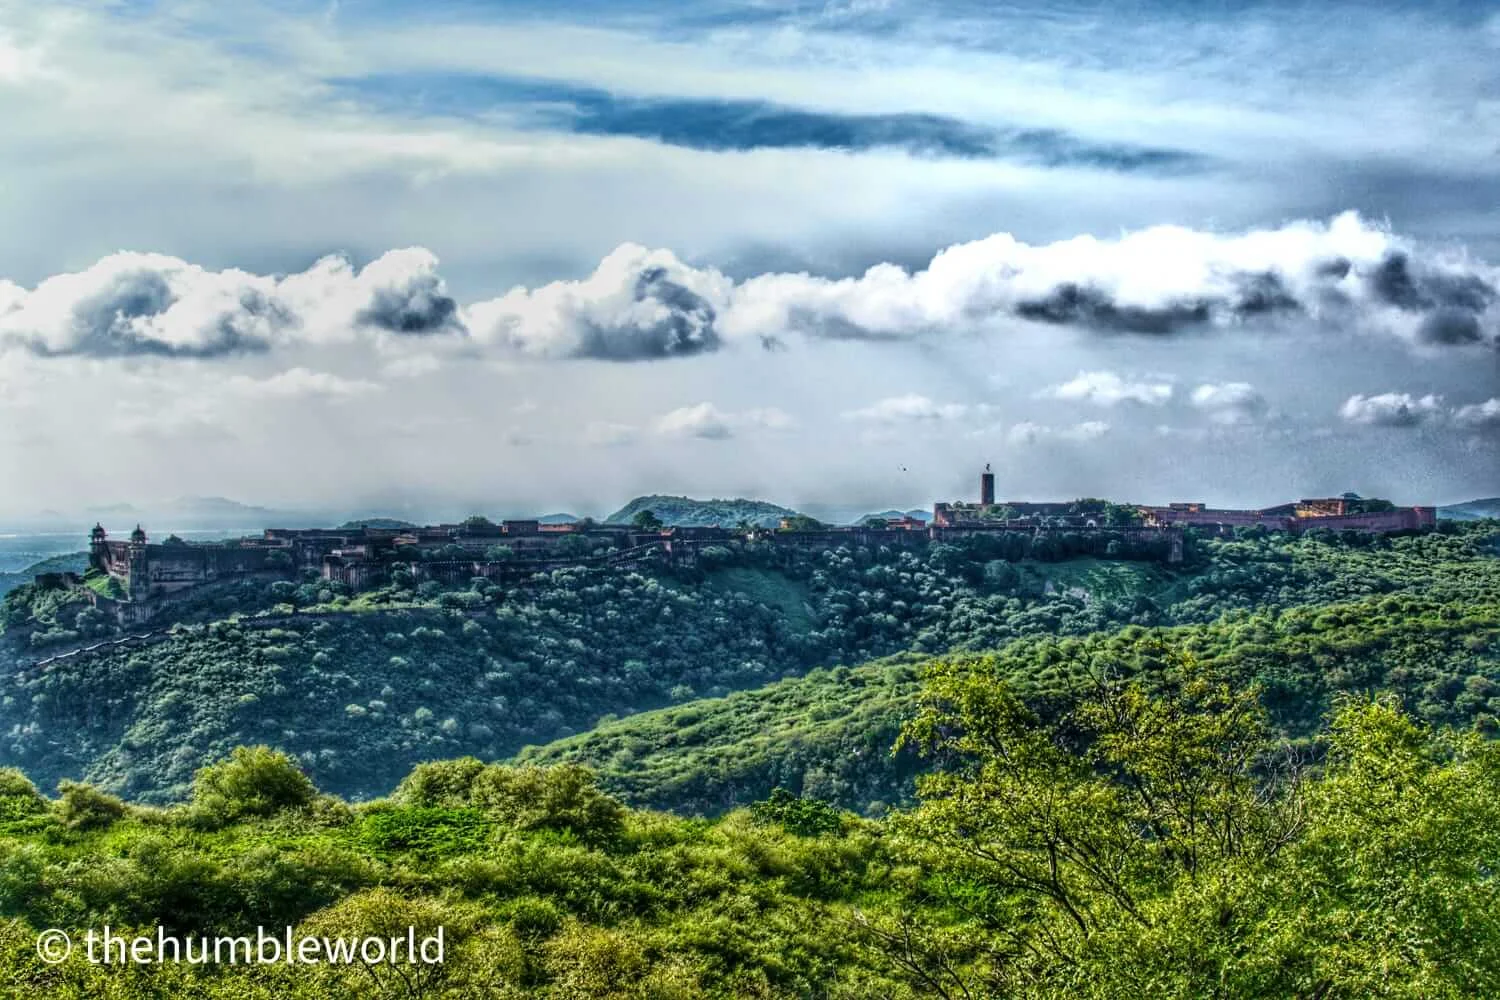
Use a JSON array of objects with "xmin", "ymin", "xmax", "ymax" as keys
[
  {"xmin": 0, "ymin": 520, "xmax": 1496, "ymax": 996},
  {"xmin": 0, "ymin": 664, "xmax": 1494, "ymax": 998},
  {"xmin": 2, "ymin": 523, "xmax": 1495, "ymax": 806}
]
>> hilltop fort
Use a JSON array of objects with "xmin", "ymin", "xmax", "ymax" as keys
[{"xmin": 51, "ymin": 470, "xmax": 1436, "ymax": 625}]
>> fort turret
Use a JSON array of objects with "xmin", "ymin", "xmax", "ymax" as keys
[
  {"xmin": 89, "ymin": 524, "xmax": 109, "ymax": 574},
  {"xmin": 980, "ymin": 464, "xmax": 996, "ymax": 507},
  {"xmin": 129, "ymin": 524, "xmax": 147, "ymax": 546}
]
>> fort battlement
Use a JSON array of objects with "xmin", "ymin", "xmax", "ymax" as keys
[{"xmin": 63, "ymin": 475, "xmax": 1435, "ymax": 622}]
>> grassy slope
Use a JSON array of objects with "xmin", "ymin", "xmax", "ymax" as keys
[{"xmin": 517, "ymin": 592, "xmax": 1500, "ymax": 815}]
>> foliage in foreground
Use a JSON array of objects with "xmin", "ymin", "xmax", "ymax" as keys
[{"xmin": 0, "ymin": 654, "xmax": 1495, "ymax": 999}]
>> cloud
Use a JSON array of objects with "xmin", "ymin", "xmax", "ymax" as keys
[
  {"xmin": 0, "ymin": 248, "xmax": 465, "ymax": 358},
  {"xmin": 349, "ymin": 249, "xmax": 462, "ymax": 335},
  {"xmin": 726, "ymin": 213, "xmax": 1499, "ymax": 345},
  {"xmin": 1189, "ymin": 382, "xmax": 1269, "ymax": 424},
  {"xmin": 1041, "ymin": 370, "xmax": 1173, "ymax": 406},
  {"xmin": 336, "ymin": 72, "xmax": 1207, "ymax": 173},
  {"xmin": 655, "ymin": 402, "xmax": 794, "ymax": 439},
  {"xmin": 1452, "ymin": 398, "xmax": 1500, "ymax": 431},
  {"xmin": 465, "ymin": 244, "xmax": 729, "ymax": 361},
  {"xmin": 1007, "ymin": 420, "xmax": 1111, "ymax": 445},
  {"xmin": 844, "ymin": 393, "xmax": 979, "ymax": 424},
  {"xmin": 0, "ymin": 254, "xmax": 289, "ymax": 359},
  {"xmin": 223, "ymin": 368, "xmax": 381, "ymax": 399},
  {"xmin": 1339, "ymin": 392, "xmax": 1445, "ymax": 427},
  {"xmin": 4, "ymin": 214, "xmax": 1498, "ymax": 364}
]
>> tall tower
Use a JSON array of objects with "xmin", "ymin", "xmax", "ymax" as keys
[
  {"xmin": 126, "ymin": 525, "xmax": 149, "ymax": 601},
  {"xmin": 980, "ymin": 464, "xmax": 996, "ymax": 507},
  {"xmin": 89, "ymin": 524, "xmax": 108, "ymax": 573}
]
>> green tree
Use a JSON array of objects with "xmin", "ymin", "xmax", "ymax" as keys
[{"xmin": 630, "ymin": 510, "xmax": 663, "ymax": 531}]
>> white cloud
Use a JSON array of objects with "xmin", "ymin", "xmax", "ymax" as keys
[
  {"xmin": 1041, "ymin": 370, "xmax": 1174, "ymax": 406},
  {"xmin": 223, "ymin": 368, "xmax": 380, "ymax": 400},
  {"xmin": 1453, "ymin": 397, "xmax": 1500, "ymax": 431},
  {"xmin": 1007, "ymin": 420, "xmax": 1111, "ymax": 445},
  {"xmin": 0, "ymin": 248, "xmax": 458, "ymax": 358},
  {"xmin": 1339, "ymin": 392, "xmax": 1445, "ymax": 427},
  {"xmin": 844, "ymin": 394, "xmax": 978, "ymax": 424},
  {"xmin": 1189, "ymin": 382, "xmax": 1269, "ymax": 424},
  {"xmin": 465, "ymin": 244, "xmax": 730, "ymax": 360},
  {"xmin": 655, "ymin": 402, "xmax": 795, "ymax": 439},
  {"xmin": 4, "ymin": 214, "xmax": 1493, "ymax": 365}
]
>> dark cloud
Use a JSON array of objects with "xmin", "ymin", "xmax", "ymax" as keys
[
  {"xmin": 1417, "ymin": 309, "xmax": 1484, "ymax": 346},
  {"xmin": 1015, "ymin": 284, "xmax": 1214, "ymax": 335},
  {"xmin": 573, "ymin": 264, "xmax": 721, "ymax": 361},
  {"xmin": 333, "ymin": 72, "xmax": 1209, "ymax": 174},
  {"xmin": 1369, "ymin": 251, "xmax": 1496, "ymax": 313},
  {"xmin": 356, "ymin": 283, "xmax": 461, "ymax": 335}
]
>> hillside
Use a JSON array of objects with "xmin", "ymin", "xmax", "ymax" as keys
[
  {"xmin": 0, "ymin": 667, "xmax": 1493, "ymax": 999},
  {"xmin": 3, "ymin": 523, "xmax": 1496, "ymax": 805},
  {"xmin": 605, "ymin": 495, "xmax": 798, "ymax": 527},
  {"xmin": 855, "ymin": 508, "xmax": 929, "ymax": 524},
  {"xmin": 1441, "ymin": 497, "xmax": 1500, "ymax": 521},
  {"xmin": 0, "ymin": 552, "xmax": 88, "ymax": 597},
  {"xmin": 517, "ymin": 591, "xmax": 1500, "ymax": 814}
]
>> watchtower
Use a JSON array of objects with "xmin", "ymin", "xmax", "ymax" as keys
[
  {"xmin": 980, "ymin": 464, "xmax": 996, "ymax": 507},
  {"xmin": 89, "ymin": 523, "xmax": 109, "ymax": 572}
]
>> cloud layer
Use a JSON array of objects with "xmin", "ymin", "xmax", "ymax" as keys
[
  {"xmin": 3, "ymin": 214, "xmax": 1497, "ymax": 364},
  {"xmin": 1337, "ymin": 392, "xmax": 1500, "ymax": 431}
]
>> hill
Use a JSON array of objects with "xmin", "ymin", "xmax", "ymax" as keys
[
  {"xmin": 3, "ymin": 522, "xmax": 1496, "ymax": 804},
  {"xmin": 0, "ymin": 552, "xmax": 89, "ymax": 597},
  {"xmin": 605, "ymin": 495, "xmax": 798, "ymax": 527},
  {"xmin": 0, "ymin": 664, "xmax": 1492, "ymax": 999},
  {"xmin": 516, "ymin": 590, "xmax": 1500, "ymax": 814},
  {"xmin": 1441, "ymin": 497, "xmax": 1500, "ymax": 521},
  {"xmin": 855, "ymin": 508, "xmax": 929, "ymax": 525}
]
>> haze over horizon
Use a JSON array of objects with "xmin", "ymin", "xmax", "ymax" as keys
[{"xmin": 2, "ymin": 0, "xmax": 1498, "ymax": 513}]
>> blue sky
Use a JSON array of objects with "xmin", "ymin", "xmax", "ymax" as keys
[{"xmin": 0, "ymin": 0, "xmax": 1497, "ymax": 517}]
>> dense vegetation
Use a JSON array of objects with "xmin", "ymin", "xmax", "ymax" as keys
[
  {"xmin": 0, "ymin": 662, "xmax": 1493, "ymax": 998},
  {"xmin": 0, "ymin": 515, "xmax": 1495, "ymax": 996},
  {"xmin": 522, "ymin": 591, "xmax": 1500, "ymax": 814},
  {"xmin": 3, "ymin": 524, "xmax": 1497, "ymax": 807}
]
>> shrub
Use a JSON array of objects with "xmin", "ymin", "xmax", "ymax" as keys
[
  {"xmin": 191, "ymin": 746, "xmax": 317, "ymax": 826},
  {"xmin": 0, "ymin": 768, "xmax": 46, "ymax": 821},
  {"xmin": 56, "ymin": 780, "xmax": 127, "ymax": 830},
  {"xmin": 394, "ymin": 757, "xmax": 487, "ymax": 808},
  {"xmin": 471, "ymin": 764, "xmax": 626, "ymax": 846}
]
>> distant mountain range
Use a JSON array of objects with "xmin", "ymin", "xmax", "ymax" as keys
[
  {"xmin": 1438, "ymin": 498, "xmax": 1500, "ymax": 521},
  {"xmin": 606, "ymin": 496, "xmax": 798, "ymax": 528},
  {"xmin": 10, "ymin": 493, "xmax": 1490, "ymax": 538}
]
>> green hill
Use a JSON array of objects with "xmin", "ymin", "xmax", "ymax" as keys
[
  {"xmin": 0, "ymin": 658, "xmax": 1493, "ymax": 999},
  {"xmin": 516, "ymin": 591, "xmax": 1500, "ymax": 814},
  {"xmin": 3, "ymin": 523, "xmax": 1495, "ymax": 806},
  {"xmin": 605, "ymin": 495, "xmax": 798, "ymax": 527},
  {"xmin": 0, "ymin": 552, "xmax": 88, "ymax": 597}
]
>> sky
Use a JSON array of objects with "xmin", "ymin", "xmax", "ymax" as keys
[{"xmin": 0, "ymin": 0, "xmax": 1498, "ymax": 521}]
